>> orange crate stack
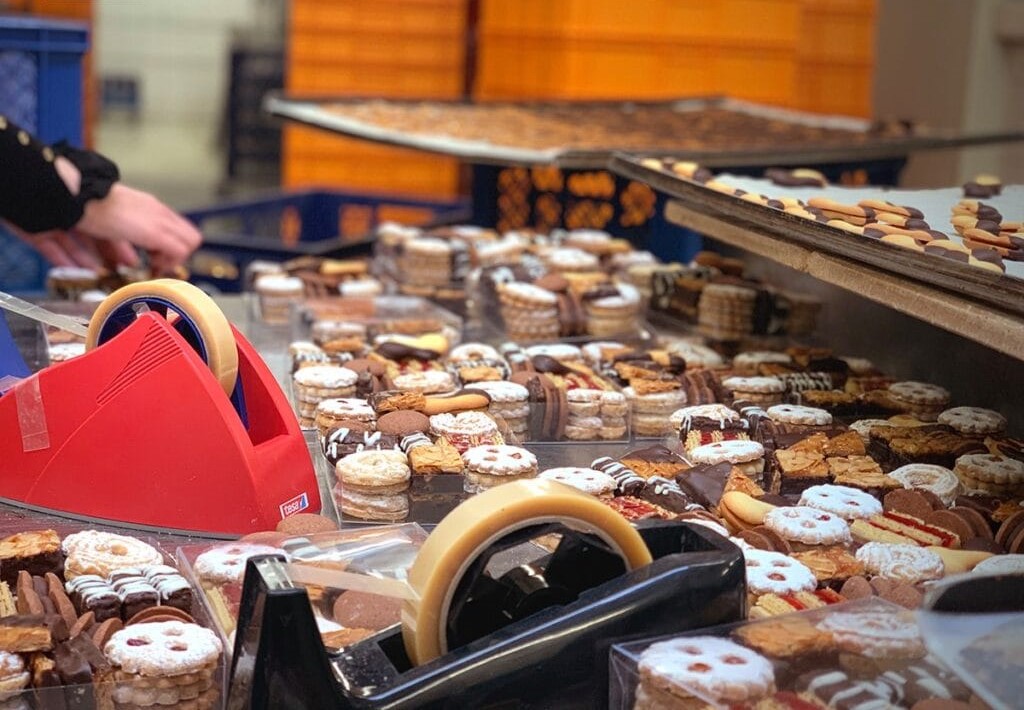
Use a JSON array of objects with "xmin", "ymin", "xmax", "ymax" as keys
[
  {"xmin": 793, "ymin": 0, "xmax": 876, "ymax": 116},
  {"xmin": 284, "ymin": 0, "xmax": 467, "ymax": 198}
]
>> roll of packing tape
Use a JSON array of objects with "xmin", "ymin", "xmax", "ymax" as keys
[
  {"xmin": 402, "ymin": 479, "xmax": 652, "ymax": 665},
  {"xmin": 87, "ymin": 279, "xmax": 239, "ymax": 396}
]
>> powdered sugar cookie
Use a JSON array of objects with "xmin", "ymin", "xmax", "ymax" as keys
[
  {"xmin": 565, "ymin": 416, "xmax": 603, "ymax": 440},
  {"xmin": 335, "ymin": 450, "xmax": 410, "ymax": 491},
  {"xmin": 497, "ymin": 282, "xmax": 558, "ymax": 307},
  {"xmin": 938, "ymin": 406, "xmax": 1007, "ymax": 435},
  {"xmin": 954, "ymin": 454, "xmax": 1024, "ymax": 486},
  {"xmin": 665, "ymin": 340, "xmax": 725, "ymax": 369},
  {"xmin": 63, "ymin": 531, "xmax": 164, "ymax": 579},
  {"xmin": 855, "ymin": 542, "xmax": 945, "ymax": 584},
  {"xmin": 817, "ymin": 611, "xmax": 925, "ymax": 659},
  {"xmin": 448, "ymin": 342, "xmax": 501, "ymax": 362},
  {"xmin": 850, "ymin": 419, "xmax": 892, "ymax": 443},
  {"xmin": 600, "ymin": 390, "xmax": 628, "ymax": 417},
  {"xmin": 525, "ymin": 343, "xmax": 583, "ymax": 363},
  {"xmin": 566, "ymin": 389, "xmax": 604, "ymax": 417},
  {"xmin": 392, "ymin": 371, "xmax": 455, "ymax": 394},
  {"xmin": 538, "ymin": 468, "xmax": 616, "ymax": 498},
  {"xmin": 430, "ymin": 411, "xmax": 502, "ymax": 453},
  {"xmin": 461, "ymin": 445, "xmax": 537, "ymax": 477},
  {"xmin": 315, "ymin": 398, "xmax": 376, "ymax": 421},
  {"xmin": 722, "ymin": 376, "xmax": 785, "ymax": 394},
  {"xmin": 193, "ymin": 543, "xmax": 282, "ymax": 585},
  {"xmin": 763, "ymin": 506, "xmax": 851, "ymax": 546},
  {"xmin": 743, "ymin": 549, "xmax": 816, "ymax": 595},
  {"xmin": 766, "ymin": 404, "xmax": 833, "ymax": 426},
  {"xmin": 465, "ymin": 380, "xmax": 529, "ymax": 403},
  {"xmin": 889, "ymin": 381, "xmax": 950, "ymax": 406},
  {"xmin": 293, "ymin": 366, "xmax": 358, "ymax": 391},
  {"xmin": 638, "ymin": 637, "xmax": 775, "ymax": 705},
  {"xmin": 105, "ymin": 620, "xmax": 222, "ymax": 676},
  {"xmin": 689, "ymin": 440, "xmax": 764, "ymax": 465},
  {"xmin": 973, "ymin": 554, "xmax": 1024, "ymax": 576},
  {"xmin": 889, "ymin": 464, "xmax": 962, "ymax": 506},
  {"xmin": 799, "ymin": 484, "xmax": 882, "ymax": 520}
]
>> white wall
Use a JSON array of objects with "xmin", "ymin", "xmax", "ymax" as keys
[{"xmin": 94, "ymin": 0, "xmax": 272, "ymax": 124}]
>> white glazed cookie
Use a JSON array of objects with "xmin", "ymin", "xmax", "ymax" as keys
[
  {"xmin": 763, "ymin": 506, "xmax": 851, "ymax": 545},
  {"xmin": 672, "ymin": 404, "xmax": 742, "ymax": 428},
  {"xmin": 973, "ymin": 554, "xmax": 1024, "ymax": 576},
  {"xmin": 799, "ymin": 484, "xmax": 882, "ymax": 520},
  {"xmin": 392, "ymin": 371, "xmax": 456, "ymax": 394},
  {"xmin": 855, "ymin": 542, "xmax": 945, "ymax": 584},
  {"xmin": 637, "ymin": 637, "xmax": 775, "ymax": 704},
  {"xmin": 888, "ymin": 381, "xmax": 951, "ymax": 406},
  {"xmin": 335, "ymin": 450, "xmax": 411, "ymax": 488},
  {"xmin": 538, "ymin": 468, "xmax": 616, "ymax": 497},
  {"xmin": 193, "ymin": 543, "xmax": 282, "ymax": 585},
  {"xmin": 497, "ymin": 282, "xmax": 558, "ymax": 306},
  {"xmin": 766, "ymin": 405, "xmax": 833, "ymax": 426},
  {"xmin": 105, "ymin": 621, "xmax": 222, "ymax": 676},
  {"xmin": 461, "ymin": 445, "xmax": 537, "ymax": 477},
  {"xmin": 888, "ymin": 464, "xmax": 962, "ymax": 506},
  {"xmin": 817, "ymin": 611, "xmax": 925, "ymax": 659},
  {"xmin": 62, "ymin": 531, "xmax": 164, "ymax": 579},
  {"xmin": 315, "ymin": 398, "xmax": 376, "ymax": 421},
  {"xmin": 689, "ymin": 440, "xmax": 765, "ymax": 465},
  {"xmin": 722, "ymin": 376, "xmax": 785, "ymax": 394},
  {"xmin": 665, "ymin": 340, "xmax": 725, "ymax": 368},
  {"xmin": 743, "ymin": 549, "xmax": 816, "ymax": 595},
  {"xmin": 937, "ymin": 406, "xmax": 1007, "ymax": 435}
]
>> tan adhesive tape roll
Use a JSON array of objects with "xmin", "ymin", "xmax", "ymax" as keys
[
  {"xmin": 402, "ymin": 478, "xmax": 652, "ymax": 666},
  {"xmin": 87, "ymin": 279, "xmax": 239, "ymax": 396}
]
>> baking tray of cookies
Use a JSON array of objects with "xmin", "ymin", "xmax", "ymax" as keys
[
  {"xmin": 264, "ymin": 94, "xmax": 1024, "ymax": 169},
  {"xmin": 610, "ymin": 155, "xmax": 1024, "ymax": 333},
  {"xmin": 609, "ymin": 597, "xmax": 977, "ymax": 709}
]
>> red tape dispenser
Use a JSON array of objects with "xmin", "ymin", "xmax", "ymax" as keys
[{"xmin": 0, "ymin": 280, "xmax": 319, "ymax": 535}]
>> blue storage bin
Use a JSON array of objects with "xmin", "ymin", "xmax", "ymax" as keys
[
  {"xmin": 0, "ymin": 16, "xmax": 89, "ymax": 293},
  {"xmin": 185, "ymin": 189, "xmax": 469, "ymax": 292}
]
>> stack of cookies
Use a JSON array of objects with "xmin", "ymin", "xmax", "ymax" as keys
[
  {"xmin": 397, "ymin": 237, "xmax": 457, "ymax": 288},
  {"xmin": 722, "ymin": 376, "xmax": 785, "ymax": 408},
  {"xmin": 334, "ymin": 450, "xmax": 412, "ymax": 523},
  {"xmin": 292, "ymin": 365, "xmax": 359, "ymax": 428},
  {"xmin": 697, "ymin": 282, "xmax": 758, "ymax": 340},
  {"xmin": 461, "ymin": 444, "xmax": 537, "ymax": 493},
  {"xmin": 496, "ymin": 282, "xmax": 561, "ymax": 343},
  {"xmin": 464, "ymin": 381, "xmax": 530, "ymax": 439},
  {"xmin": 584, "ymin": 282, "xmax": 642, "ymax": 337}
]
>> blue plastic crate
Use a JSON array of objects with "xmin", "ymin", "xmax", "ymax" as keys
[
  {"xmin": 185, "ymin": 189, "xmax": 469, "ymax": 292},
  {"xmin": 0, "ymin": 16, "xmax": 89, "ymax": 293}
]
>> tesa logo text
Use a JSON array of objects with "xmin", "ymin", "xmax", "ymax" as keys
[{"xmin": 280, "ymin": 492, "xmax": 309, "ymax": 518}]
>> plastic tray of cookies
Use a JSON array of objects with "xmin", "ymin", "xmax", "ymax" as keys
[
  {"xmin": 609, "ymin": 597, "xmax": 979, "ymax": 709},
  {"xmin": 0, "ymin": 522, "xmax": 228, "ymax": 709}
]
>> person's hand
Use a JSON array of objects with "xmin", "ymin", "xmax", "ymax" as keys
[
  {"xmin": 75, "ymin": 184, "xmax": 202, "ymax": 274},
  {"xmin": 6, "ymin": 222, "xmax": 139, "ymax": 269}
]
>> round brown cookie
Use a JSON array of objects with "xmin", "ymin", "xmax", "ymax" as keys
[
  {"xmin": 127, "ymin": 605, "xmax": 196, "ymax": 625},
  {"xmin": 884, "ymin": 489, "xmax": 937, "ymax": 521},
  {"xmin": 917, "ymin": 489, "xmax": 946, "ymax": 511},
  {"xmin": 869, "ymin": 576, "xmax": 894, "ymax": 597},
  {"xmin": 735, "ymin": 529, "xmax": 774, "ymax": 550},
  {"xmin": 962, "ymin": 537, "xmax": 1004, "ymax": 554},
  {"xmin": 995, "ymin": 510, "xmax": 1024, "ymax": 549},
  {"xmin": 950, "ymin": 505, "xmax": 994, "ymax": 539},
  {"xmin": 376, "ymin": 410, "xmax": 430, "ymax": 437},
  {"xmin": 239, "ymin": 531, "xmax": 291, "ymax": 546},
  {"xmin": 840, "ymin": 576, "xmax": 874, "ymax": 600},
  {"xmin": 92, "ymin": 617, "xmax": 124, "ymax": 647},
  {"xmin": 885, "ymin": 583, "xmax": 924, "ymax": 609},
  {"xmin": 924, "ymin": 510, "xmax": 973, "ymax": 545},
  {"xmin": 332, "ymin": 590, "xmax": 401, "ymax": 631},
  {"xmin": 275, "ymin": 513, "xmax": 339, "ymax": 535},
  {"xmin": 750, "ymin": 525, "xmax": 792, "ymax": 554}
]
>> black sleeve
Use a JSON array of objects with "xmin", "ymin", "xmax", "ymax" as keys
[{"xmin": 0, "ymin": 115, "xmax": 119, "ymax": 234}]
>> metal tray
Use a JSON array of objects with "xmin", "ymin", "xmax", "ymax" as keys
[{"xmin": 264, "ymin": 94, "xmax": 1024, "ymax": 169}]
